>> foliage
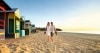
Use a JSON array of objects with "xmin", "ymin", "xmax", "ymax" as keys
[{"xmin": 36, "ymin": 27, "xmax": 62, "ymax": 31}]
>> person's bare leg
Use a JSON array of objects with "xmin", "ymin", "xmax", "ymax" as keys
[
  {"xmin": 48, "ymin": 36, "xmax": 51, "ymax": 42},
  {"xmin": 51, "ymin": 37, "xmax": 53, "ymax": 41},
  {"xmin": 47, "ymin": 36, "xmax": 49, "ymax": 42}
]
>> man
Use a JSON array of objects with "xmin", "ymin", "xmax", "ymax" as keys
[{"xmin": 50, "ymin": 22, "xmax": 56, "ymax": 41}]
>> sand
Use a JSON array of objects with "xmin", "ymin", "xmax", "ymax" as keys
[{"xmin": 0, "ymin": 31, "xmax": 100, "ymax": 53}]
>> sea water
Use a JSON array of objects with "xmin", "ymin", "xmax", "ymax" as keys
[{"xmin": 58, "ymin": 31, "xmax": 100, "ymax": 34}]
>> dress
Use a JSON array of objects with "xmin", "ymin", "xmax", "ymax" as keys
[{"xmin": 46, "ymin": 26, "xmax": 51, "ymax": 36}]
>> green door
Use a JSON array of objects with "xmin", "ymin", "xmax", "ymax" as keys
[{"xmin": 9, "ymin": 19, "xmax": 14, "ymax": 33}]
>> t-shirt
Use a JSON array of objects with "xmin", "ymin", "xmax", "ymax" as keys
[{"xmin": 50, "ymin": 25, "xmax": 55, "ymax": 33}]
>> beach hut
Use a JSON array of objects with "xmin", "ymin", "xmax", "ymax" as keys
[
  {"xmin": 24, "ymin": 20, "xmax": 31, "ymax": 35},
  {"xmin": 20, "ymin": 18, "xmax": 25, "ymax": 37},
  {"xmin": 7, "ymin": 8, "xmax": 21, "ymax": 38},
  {"xmin": 0, "ymin": 0, "xmax": 21, "ymax": 39},
  {"xmin": 31, "ymin": 24, "xmax": 36, "ymax": 33},
  {"xmin": 0, "ymin": 0, "xmax": 12, "ymax": 40},
  {"xmin": 0, "ymin": 1, "xmax": 7, "ymax": 40}
]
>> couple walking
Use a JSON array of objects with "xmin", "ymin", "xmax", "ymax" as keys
[{"xmin": 46, "ymin": 22, "xmax": 56, "ymax": 42}]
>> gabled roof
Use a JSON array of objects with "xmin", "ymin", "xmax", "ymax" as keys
[
  {"xmin": 25, "ymin": 20, "xmax": 30, "ymax": 22},
  {"xmin": 0, "ymin": 8, "xmax": 18, "ymax": 12},
  {"xmin": 0, "ymin": 0, "xmax": 12, "ymax": 10}
]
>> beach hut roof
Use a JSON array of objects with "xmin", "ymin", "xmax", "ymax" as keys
[
  {"xmin": 31, "ymin": 25, "xmax": 35, "ymax": 27},
  {"xmin": 25, "ymin": 20, "xmax": 30, "ymax": 22},
  {"xmin": 0, "ymin": 0, "xmax": 12, "ymax": 10},
  {"xmin": 0, "ymin": 8, "xmax": 18, "ymax": 13}
]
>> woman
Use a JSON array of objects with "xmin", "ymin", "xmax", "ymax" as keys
[{"xmin": 46, "ymin": 22, "xmax": 51, "ymax": 42}]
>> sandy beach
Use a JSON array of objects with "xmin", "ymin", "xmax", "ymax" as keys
[{"xmin": 0, "ymin": 31, "xmax": 100, "ymax": 53}]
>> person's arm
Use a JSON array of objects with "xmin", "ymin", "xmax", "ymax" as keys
[
  {"xmin": 44, "ymin": 26, "xmax": 47, "ymax": 34},
  {"xmin": 53, "ymin": 25, "xmax": 56, "ymax": 31},
  {"xmin": 46, "ymin": 26, "xmax": 47, "ymax": 31},
  {"xmin": 54, "ymin": 25, "xmax": 57, "ymax": 35}
]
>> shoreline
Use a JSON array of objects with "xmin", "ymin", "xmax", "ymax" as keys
[{"xmin": 58, "ymin": 31, "xmax": 100, "ymax": 34}]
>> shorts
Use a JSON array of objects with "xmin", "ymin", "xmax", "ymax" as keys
[{"xmin": 51, "ymin": 32, "xmax": 54, "ymax": 37}]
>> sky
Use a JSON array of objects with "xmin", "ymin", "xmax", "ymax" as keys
[{"xmin": 4, "ymin": 0, "xmax": 100, "ymax": 32}]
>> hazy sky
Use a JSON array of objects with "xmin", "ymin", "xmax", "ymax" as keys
[{"xmin": 5, "ymin": 0, "xmax": 100, "ymax": 31}]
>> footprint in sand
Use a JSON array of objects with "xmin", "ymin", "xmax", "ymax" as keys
[{"xmin": 0, "ymin": 44, "xmax": 11, "ymax": 53}]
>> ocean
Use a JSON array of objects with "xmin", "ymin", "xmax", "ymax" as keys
[{"xmin": 58, "ymin": 31, "xmax": 100, "ymax": 34}]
